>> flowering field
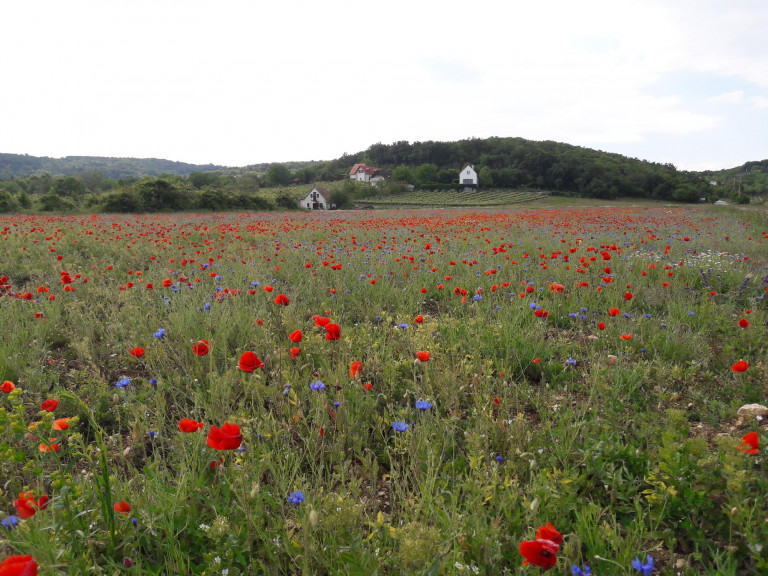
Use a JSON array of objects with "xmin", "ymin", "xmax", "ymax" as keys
[{"xmin": 0, "ymin": 206, "xmax": 766, "ymax": 575}]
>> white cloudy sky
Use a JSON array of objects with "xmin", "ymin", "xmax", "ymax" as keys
[{"xmin": 1, "ymin": 0, "xmax": 767, "ymax": 171}]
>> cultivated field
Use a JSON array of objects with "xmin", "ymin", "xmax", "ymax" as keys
[
  {"xmin": 359, "ymin": 189, "xmax": 549, "ymax": 207},
  {"xmin": 0, "ymin": 206, "xmax": 766, "ymax": 575}
]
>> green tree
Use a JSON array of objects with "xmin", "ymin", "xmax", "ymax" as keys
[
  {"xmin": 38, "ymin": 193, "xmax": 77, "ymax": 212},
  {"xmin": 265, "ymin": 164, "xmax": 292, "ymax": 186},
  {"xmin": 135, "ymin": 178, "xmax": 187, "ymax": 211},
  {"xmin": 479, "ymin": 167, "xmax": 494, "ymax": 187},
  {"xmin": 391, "ymin": 165, "xmax": 415, "ymax": 184},
  {"xmin": 0, "ymin": 190, "xmax": 18, "ymax": 212},
  {"xmin": 275, "ymin": 193, "xmax": 297, "ymax": 209},
  {"xmin": 50, "ymin": 176, "xmax": 86, "ymax": 198},
  {"xmin": 329, "ymin": 190, "xmax": 350, "ymax": 209},
  {"xmin": 102, "ymin": 190, "xmax": 141, "ymax": 212},
  {"xmin": 415, "ymin": 164, "xmax": 439, "ymax": 186}
]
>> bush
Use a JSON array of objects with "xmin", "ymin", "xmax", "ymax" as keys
[
  {"xmin": 102, "ymin": 190, "xmax": 141, "ymax": 212},
  {"xmin": 275, "ymin": 193, "xmax": 298, "ymax": 209}
]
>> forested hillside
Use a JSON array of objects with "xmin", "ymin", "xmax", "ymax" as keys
[{"xmin": 0, "ymin": 153, "xmax": 223, "ymax": 179}]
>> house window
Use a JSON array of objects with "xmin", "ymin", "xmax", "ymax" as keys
[
  {"xmin": 466, "ymin": 170, "xmax": 470, "ymax": 174},
  {"xmin": 463, "ymin": 179, "xmax": 474, "ymax": 184}
]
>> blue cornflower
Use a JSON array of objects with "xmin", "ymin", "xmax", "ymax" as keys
[
  {"xmin": 214, "ymin": 275, "xmax": 222, "ymax": 281},
  {"xmin": 631, "ymin": 555, "xmax": 654, "ymax": 575},
  {"xmin": 1, "ymin": 515, "xmax": 19, "ymax": 529},
  {"xmin": 203, "ymin": 303, "xmax": 211, "ymax": 311},
  {"xmin": 565, "ymin": 357, "xmax": 577, "ymax": 366},
  {"xmin": 310, "ymin": 380, "xmax": 325, "ymax": 391},
  {"xmin": 644, "ymin": 313, "xmax": 651, "ymax": 319},
  {"xmin": 415, "ymin": 400, "xmax": 432, "ymax": 411},
  {"xmin": 495, "ymin": 455, "xmax": 504, "ymax": 463},
  {"xmin": 572, "ymin": 565, "xmax": 591, "ymax": 576},
  {"xmin": 131, "ymin": 517, "xmax": 138, "ymax": 528},
  {"xmin": 397, "ymin": 322, "xmax": 409, "ymax": 329},
  {"xmin": 473, "ymin": 294, "xmax": 482, "ymax": 301},
  {"xmin": 623, "ymin": 312, "xmax": 631, "ymax": 318},
  {"xmin": 153, "ymin": 328, "xmax": 165, "ymax": 338},
  {"xmin": 237, "ymin": 444, "xmax": 247, "ymax": 455},
  {"xmin": 150, "ymin": 378, "xmax": 158, "ymax": 388},
  {"xmin": 287, "ymin": 491, "xmax": 305, "ymax": 504},
  {"xmin": 392, "ymin": 421, "xmax": 410, "ymax": 432},
  {"xmin": 116, "ymin": 377, "xmax": 130, "ymax": 388},
  {"xmin": 333, "ymin": 401, "xmax": 341, "ymax": 408},
  {"xmin": 580, "ymin": 307, "xmax": 588, "ymax": 312},
  {"xmin": 149, "ymin": 431, "xmax": 158, "ymax": 439},
  {"xmin": 251, "ymin": 281, "xmax": 260, "ymax": 286},
  {"xmin": 568, "ymin": 312, "xmax": 578, "ymax": 318},
  {"xmin": 688, "ymin": 312, "xmax": 695, "ymax": 316}
]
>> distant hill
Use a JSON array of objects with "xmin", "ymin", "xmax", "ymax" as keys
[
  {"xmin": 0, "ymin": 153, "xmax": 224, "ymax": 180},
  {"xmin": 700, "ymin": 160, "xmax": 768, "ymax": 198}
]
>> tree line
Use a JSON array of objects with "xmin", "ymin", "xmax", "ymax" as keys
[{"xmin": 1, "ymin": 137, "xmax": 764, "ymax": 212}]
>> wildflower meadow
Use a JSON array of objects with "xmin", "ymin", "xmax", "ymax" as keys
[{"xmin": 0, "ymin": 205, "xmax": 766, "ymax": 575}]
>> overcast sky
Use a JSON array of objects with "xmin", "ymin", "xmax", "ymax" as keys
[{"xmin": 2, "ymin": 1, "xmax": 767, "ymax": 171}]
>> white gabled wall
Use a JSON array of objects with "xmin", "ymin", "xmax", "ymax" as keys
[{"xmin": 460, "ymin": 165, "xmax": 478, "ymax": 185}]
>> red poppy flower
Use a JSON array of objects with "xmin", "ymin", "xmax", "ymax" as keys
[
  {"xmin": 289, "ymin": 330, "xmax": 303, "ymax": 343},
  {"xmin": 416, "ymin": 351, "xmax": 430, "ymax": 362},
  {"xmin": 129, "ymin": 347, "xmax": 145, "ymax": 358},
  {"xmin": 40, "ymin": 398, "xmax": 59, "ymax": 412},
  {"xmin": 620, "ymin": 334, "xmax": 632, "ymax": 340},
  {"xmin": 14, "ymin": 492, "xmax": 48, "ymax": 519},
  {"xmin": 162, "ymin": 279, "xmax": 173, "ymax": 287},
  {"xmin": 731, "ymin": 360, "xmax": 749, "ymax": 373},
  {"xmin": 1, "ymin": 380, "xmax": 15, "ymax": 393},
  {"xmin": 493, "ymin": 397, "xmax": 502, "ymax": 405},
  {"xmin": 349, "ymin": 361, "xmax": 362, "ymax": 378},
  {"xmin": 363, "ymin": 382, "xmax": 373, "ymax": 391},
  {"xmin": 414, "ymin": 314, "xmax": 424, "ymax": 324},
  {"xmin": 290, "ymin": 346, "xmax": 301, "ymax": 358},
  {"xmin": 535, "ymin": 522, "xmax": 563, "ymax": 547},
  {"xmin": 0, "ymin": 555, "xmax": 38, "ymax": 576},
  {"xmin": 739, "ymin": 318, "xmax": 749, "ymax": 329},
  {"xmin": 624, "ymin": 292, "xmax": 633, "ymax": 300},
  {"xmin": 738, "ymin": 431, "xmax": 759, "ymax": 455},
  {"xmin": 192, "ymin": 340, "xmax": 210, "ymax": 356},
  {"xmin": 207, "ymin": 422, "xmax": 242, "ymax": 450},
  {"xmin": 113, "ymin": 501, "xmax": 131, "ymax": 516},
  {"xmin": 598, "ymin": 322, "xmax": 605, "ymax": 331},
  {"xmin": 519, "ymin": 539, "xmax": 559, "ymax": 570},
  {"xmin": 39, "ymin": 438, "xmax": 60, "ymax": 453},
  {"xmin": 238, "ymin": 351, "xmax": 264, "ymax": 373},
  {"xmin": 263, "ymin": 285, "xmax": 274, "ymax": 292},
  {"xmin": 549, "ymin": 283, "xmax": 564, "ymax": 293},
  {"xmin": 325, "ymin": 323, "xmax": 341, "ymax": 341},
  {"xmin": 53, "ymin": 418, "xmax": 70, "ymax": 431},
  {"xmin": 313, "ymin": 315, "xmax": 330, "ymax": 327},
  {"xmin": 274, "ymin": 294, "xmax": 290, "ymax": 306},
  {"xmin": 608, "ymin": 307, "xmax": 620, "ymax": 316},
  {"xmin": 179, "ymin": 418, "xmax": 204, "ymax": 433}
]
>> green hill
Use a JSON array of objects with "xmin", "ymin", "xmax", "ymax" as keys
[{"xmin": 0, "ymin": 153, "xmax": 224, "ymax": 180}]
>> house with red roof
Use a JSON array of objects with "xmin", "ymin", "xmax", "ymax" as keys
[
  {"xmin": 299, "ymin": 187, "xmax": 334, "ymax": 210},
  {"xmin": 349, "ymin": 163, "xmax": 387, "ymax": 186}
]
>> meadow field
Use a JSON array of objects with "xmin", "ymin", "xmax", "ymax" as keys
[{"xmin": 0, "ymin": 205, "xmax": 766, "ymax": 575}]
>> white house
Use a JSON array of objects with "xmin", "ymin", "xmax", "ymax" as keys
[
  {"xmin": 299, "ymin": 187, "xmax": 334, "ymax": 210},
  {"xmin": 460, "ymin": 165, "xmax": 478, "ymax": 191},
  {"xmin": 349, "ymin": 163, "xmax": 386, "ymax": 186}
]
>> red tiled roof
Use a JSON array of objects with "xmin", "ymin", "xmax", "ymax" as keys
[{"xmin": 349, "ymin": 163, "xmax": 380, "ymax": 176}]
